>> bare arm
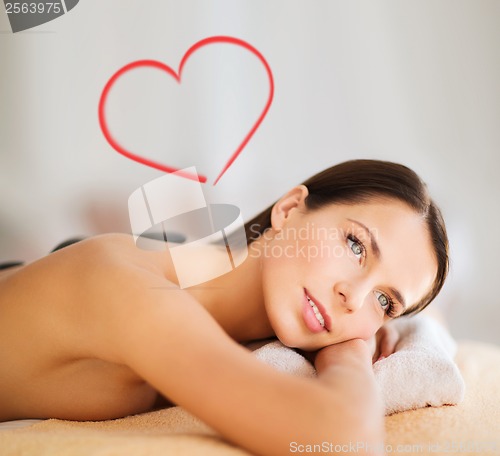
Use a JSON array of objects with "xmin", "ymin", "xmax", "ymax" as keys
[
  {"xmin": 314, "ymin": 340, "xmax": 384, "ymax": 446},
  {"xmin": 82, "ymin": 263, "xmax": 384, "ymax": 455}
]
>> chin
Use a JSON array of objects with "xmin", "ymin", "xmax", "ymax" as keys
[
  {"xmin": 273, "ymin": 320, "xmax": 321, "ymax": 350},
  {"xmin": 268, "ymin": 314, "xmax": 304, "ymax": 349},
  {"xmin": 274, "ymin": 330, "xmax": 301, "ymax": 349}
]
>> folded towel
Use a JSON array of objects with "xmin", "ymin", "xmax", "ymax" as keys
[
  {"xmin": 373, "ymin": 315, "xmax": 466, "ymax": 415},
  {"xmin": 251, "ymin": 315, "xmax": 465, "ymax": 415},
  {"xmin": 252, "ymin": 340, "xmax": 317, "ymax": 378}
]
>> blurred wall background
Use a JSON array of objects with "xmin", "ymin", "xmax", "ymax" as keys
[{"xmin": 1, "ymin": 0, "xmax": 499, "ymax": 344}]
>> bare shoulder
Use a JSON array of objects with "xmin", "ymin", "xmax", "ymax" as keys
[
  {"xmin": 40, "ymin": 234, "xmax": 180, "ymax": 354},
  {"xmin": 67, "ymin": 235, "xmax": 231, "ymax": 358},
  {"xmin": 0, "ymin": 233, "xmax": 178, "ymax": 361},
  {"xmin": 64, "ymin": 233, "xmax": 171, "ymax": 273}
]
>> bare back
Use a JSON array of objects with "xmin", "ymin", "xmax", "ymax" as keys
[{"xmin": 0, "ymin": 234, "xmax": 176, "ymax": 421}]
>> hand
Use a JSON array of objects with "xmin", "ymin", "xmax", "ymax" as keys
[
  {"xmin": 314, "ymin": 339, "xmax": 373, "ymax": 375},
  {"xmin": 372, "ymin": 322, "xmax": 400, "ymax": 364}
]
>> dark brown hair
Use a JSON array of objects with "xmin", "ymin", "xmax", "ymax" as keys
[{"xmin": 244, "ymin": 159, "xmax": 449, "ymax": 316}]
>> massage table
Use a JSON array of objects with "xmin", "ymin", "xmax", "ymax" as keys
[{"xmin": 0, "ymin": 340, "xmax": 499, "ymax": 455}]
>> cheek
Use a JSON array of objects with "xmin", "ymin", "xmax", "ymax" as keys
[
  {"xmin": 300, "ymin": 237, "xmax": 349, "ymax": 271},
  {"xmin": 261, "ymin": 236, "xmax": 312, "ymax": 280},
  {"xmin": 259, "ymin": 247, "xmax": 297, "ymax": 303},
  {"xmin": 259, "ymin": 245, "xmax": 292, "ymax": 283},
  {"xmin": 346, "ymin": 315, "xmax": 382, "ymax": 340}
]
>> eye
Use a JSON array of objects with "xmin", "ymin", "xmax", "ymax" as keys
[
  {"xmin": 347, "ymin": 235, "xmax": 365, "ymax": 261},
  {"xmin": 375, "ymin": 291, "xmax": 389, "ymax": 308},
  {"xmin": 374, "ymin": 291, "xmax": 397, "ymax": 317}
]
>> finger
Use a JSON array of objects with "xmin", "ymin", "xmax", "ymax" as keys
[
  {"xmin": 380, "ymin": 327, "xmax": 399, "ymax": 358},
  {"xmin": 372, "ymin": 344, "xmax": 381, "ymax": 364},
  {"xmin": 372, "ymin": 328, "xmax": 386, "ymax": 363},
  {"xmin": 365, "ymin": 335, "xmax": 377, "ymax": 360}
]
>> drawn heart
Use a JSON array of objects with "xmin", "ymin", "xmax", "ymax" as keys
[{"xmin": 98, "ymin": 36, "xmax": 274, "ymax": 185}]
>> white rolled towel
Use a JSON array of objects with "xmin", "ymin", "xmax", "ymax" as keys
[
  {"xmin": 373, "ymin": 315, "xmax": 465, "ymax": 415},
  {"xmin": 250, "ymin": 315, "xmax": 465, "ymax": 415}
]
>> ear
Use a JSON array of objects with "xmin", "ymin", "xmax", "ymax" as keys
[{"xmin": 270, "ymin": 185, "xmax": 309, "ymax": 231}]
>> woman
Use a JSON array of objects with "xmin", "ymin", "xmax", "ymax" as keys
[{"xmin": 0, "ymin": 159, "xmax": 448, "ymax": 455}]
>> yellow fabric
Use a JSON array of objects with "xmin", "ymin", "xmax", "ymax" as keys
[{"xmin": 1, "ymin": 341, "xmax": 499, "ymax": 456}]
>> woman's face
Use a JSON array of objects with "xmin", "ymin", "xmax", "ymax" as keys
[{"xmin": 256, "ymin": 187, "xmax": 438, "ymax": 351}]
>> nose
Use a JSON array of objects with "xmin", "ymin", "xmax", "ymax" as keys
[{"xmin": 334, "ymin": 281, "xmax": 365, "ymax": 313}]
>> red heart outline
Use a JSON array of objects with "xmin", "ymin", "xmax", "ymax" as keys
[{"xmin": 98, "ymin": 36, "xmax": 274, "ymax": 185}]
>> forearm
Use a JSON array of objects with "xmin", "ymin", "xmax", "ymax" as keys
[
  {"xmin": 314, "ymin": 339, "xmax": 385, "ymax": 453},
  {"xmin": 216, "ymin": 340, "xmax": 384, "ymax": 456},
  {"xmin": 148, "ymin": 341, "xmax": 384, "ymax": 456},
  {"xmin": 207, "ymin": 360, "xmax": 384, "ymax": 456}
]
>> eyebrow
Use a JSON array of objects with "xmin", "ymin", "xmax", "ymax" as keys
[
  {"xmin": 346, "ymin": 218, "xmax": 407, "ymax": 312},
  {"xmin": 389, "ymin": 287, "xmax": 407, "ymax": 312},
  {"xmin": 347, "ymin": 218, "xmax": 381, "ymax": 259}
]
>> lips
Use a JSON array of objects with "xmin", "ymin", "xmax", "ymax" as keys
[{"xmin": 303, "ymin": 288, "xmax": 332, "ymax": 332}]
